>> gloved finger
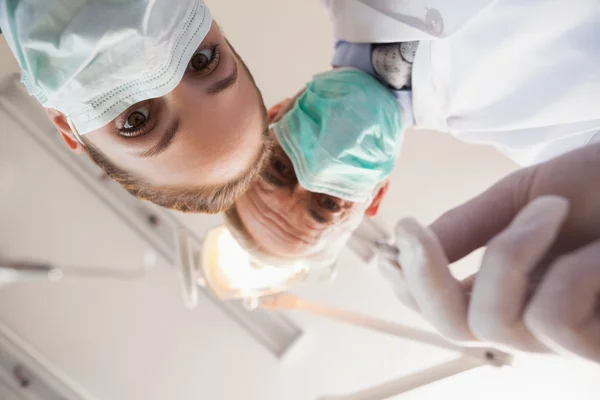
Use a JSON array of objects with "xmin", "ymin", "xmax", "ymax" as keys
[
  {"xmin": 379, "ymin": 268, "xmax": 478, "ymax": 319},
  {"xmin": 396, "ymin": 218, "xmax": 475, "ymax": 342},
  {"xmin": 524, "ymin": 240, "xmax": 600, "ymax": 363},
  {"xmin": 468, "ymin": 196, "xmax": 570, "ymax": 352},
  {"xmin": 377, "ymin": 255, "xmax": 419, "ymax": 313},
  {"xmin": 460, "ymin": 273, "xmax": 539, "ymax": 300},
  {"xmin": 429, "ymin": 168, "xmax": 534, "ymax": 263}
]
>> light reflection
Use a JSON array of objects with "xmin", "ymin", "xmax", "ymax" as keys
[{"xmin": 200, "ymin": 226, "xmax": 308, "ymax": 299}]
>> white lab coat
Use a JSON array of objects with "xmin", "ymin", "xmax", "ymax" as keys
[{"xmin": 325, "ymin": 0, "xmax": 600, "ymax": 165}]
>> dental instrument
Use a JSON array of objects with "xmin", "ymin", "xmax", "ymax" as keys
[{"xmin": 0, "ymin": 254, "xmax": 156, "ymax": 286}]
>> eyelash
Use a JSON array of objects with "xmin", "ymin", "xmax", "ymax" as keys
[
  {"xmin": 206, "ymin": 44, "xmax": 221, "ymax": 72},
  {"xmin": 188, "ymin": 44, "xmax": 221, "ymax": 76}
]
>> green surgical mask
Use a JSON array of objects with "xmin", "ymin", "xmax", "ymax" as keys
[{"xmin": 273, "ymin": 68, "xmax": 403, "ymax": 202}]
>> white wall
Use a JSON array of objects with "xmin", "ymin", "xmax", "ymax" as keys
[
  {"xmin": 206, "ymin": 0, "xmax": 334, "ymax": 108},
  {"xmin": 1, "ymin": 1, "xmax": 599, "ymax": 399}
]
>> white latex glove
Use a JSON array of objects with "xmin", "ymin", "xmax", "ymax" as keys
[{"xmin": 380, "ymin": 142, "xmax": 600, "ymax": 363}]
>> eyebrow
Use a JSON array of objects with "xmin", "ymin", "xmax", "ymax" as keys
[
  {"xmin": 137, "ymin": 118, "xmax": 180, "ymax": 158},
  {"xmin": 206, "ymin": 61, "xmax": 239, "ymax": 95}
]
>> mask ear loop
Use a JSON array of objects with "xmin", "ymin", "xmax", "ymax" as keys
[{"xmin": 66, "ymin": 118, "xmax": 86, "ymax": 146}]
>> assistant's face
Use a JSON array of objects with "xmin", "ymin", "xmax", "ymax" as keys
[{"xmin": 80, "ymin": 23, "xmax": 268, "ymax": 189}]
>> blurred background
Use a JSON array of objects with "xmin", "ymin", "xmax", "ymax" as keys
[{"xmin": 0, "ymin": 1, "xmax": 598, "ymax": 399}]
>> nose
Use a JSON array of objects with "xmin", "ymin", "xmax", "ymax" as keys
[{"xmin": 282, "ymin": 184, "xmax": 311, "ymax": 213}]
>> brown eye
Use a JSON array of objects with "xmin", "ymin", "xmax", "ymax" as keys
[
  {"xmin": 191, "ymin": 52, "xmax": 209, "ymax": 70},
  {"xmin": 119, "ymin": 104, "xmax": 152, "ymax": 137},
  {"xmin": 125, "ymin": 111, "xmax": 147, "ymax": 129},
  {"xmin": 117, "ymin": 103, "xmax": 154, "ymax": 138},
  {"xmin": 186, "ymin": 48, "xmax": 215, "ymax": 72},
  {"xmin": 316, "ymin": 195, "xmax": 341, "ymax": 212}
]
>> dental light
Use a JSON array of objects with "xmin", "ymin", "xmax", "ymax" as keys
[
  {"xmin": 192, "ymin": 225, "xmax": 513, "ymax": 399},
  {"xmin": 177, "ymin": 226, "xmax": 309, "ymax": 305}
]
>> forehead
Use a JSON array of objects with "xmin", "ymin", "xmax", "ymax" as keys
[{"xmin": 62, "ymin": 3, "xmax": 212, "ymax": 134}]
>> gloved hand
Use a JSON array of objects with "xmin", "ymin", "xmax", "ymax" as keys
[{"xmin": 379, "ymin": 142, "xmax": 600, "ymax": 363}]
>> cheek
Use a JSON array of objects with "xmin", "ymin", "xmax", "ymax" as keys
[
  {"xmin": 337, "ymin": 201, "xmax": 369, "ymax": 225},
  {"xmin": 81, "ymin": 125, "xmax": 136, "ymax": 169},
  {"xmin": 176, "ymin": 102, "xmax": 263, "ymax": 180},
  {"xmin": 83, "ymin": 126, "xmax": 116, "ymax": 149}
]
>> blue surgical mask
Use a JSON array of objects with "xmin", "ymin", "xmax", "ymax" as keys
[
  {"xmin": 0, "ymin": 0, "xmax": 212, "ymax": 135},
  {"xmin": 273, "ymin": 68, "xmax": 403, "ymax": 202}
]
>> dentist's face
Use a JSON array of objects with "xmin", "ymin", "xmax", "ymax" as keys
[
  {"xmin": 56, "ymin": 23, "xmax": 268, "ymax": 211},
  {"xmin": 232, "ymin": 127, "xmax": 387, "ymax": 260}
]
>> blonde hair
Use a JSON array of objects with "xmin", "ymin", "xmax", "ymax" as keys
[{"xmin": 84, "ymin": 127, "xmax": 272, "ymax": 213}]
